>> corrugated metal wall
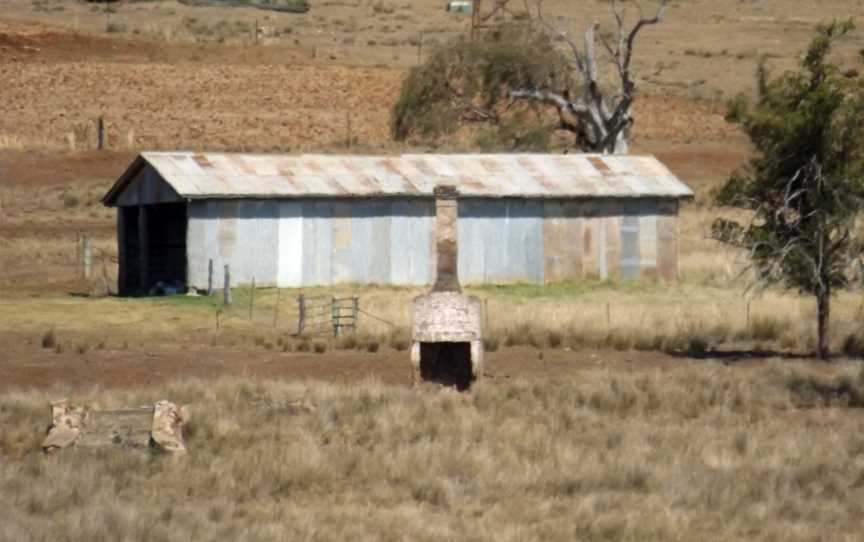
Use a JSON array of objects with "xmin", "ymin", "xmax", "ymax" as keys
[
  {"xmin": 458, "ymin": 199, "xmax": 545, "ymax": 284},
  {"xmin": 457, "ymin": 198, "xmax": 678, "ymax": 284},
  {"xmin": 187, "ymin": 198, "xmax": 437, "ymax": 289},
  {"xmin": 176, "ymin": 196, "xmax": 680, "ymax": 289}
]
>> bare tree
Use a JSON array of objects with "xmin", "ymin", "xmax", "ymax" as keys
[{"xmin": 510, "ymin": 0, "xmax": 667, "ymax": 153}]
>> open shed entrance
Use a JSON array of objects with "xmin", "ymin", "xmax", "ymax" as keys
[
  {"xmin": 120, "ymin": 203, "xmax": 187, "ymax": 295},
  {"xmin": 419, "ymin": 342, "xmax": 473, "ymax": 391}
]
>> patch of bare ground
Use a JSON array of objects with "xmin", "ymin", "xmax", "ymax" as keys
[{"xmin": 0, "ymin": 336, "xmax": 686, "ymax": 391}]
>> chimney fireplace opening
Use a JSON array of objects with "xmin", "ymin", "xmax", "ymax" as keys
[{"xmin": 419, "ymin": 342, "xmax": 473, "ymax": 391}]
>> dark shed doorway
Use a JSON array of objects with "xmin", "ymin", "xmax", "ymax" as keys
[{"xmin": 120, "ymin": 203, "xmax": 187, "ymax": 295}]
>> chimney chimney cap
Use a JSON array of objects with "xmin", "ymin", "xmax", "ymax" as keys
[{"xmin": 433, "ymin": 185, "xmax": 460, "ymax": 198}]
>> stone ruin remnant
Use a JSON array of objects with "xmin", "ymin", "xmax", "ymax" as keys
[
  {"xmin": 42, "ymin": 399, "xmax": 189, "ymax": 454},
  {"xmin": 410, "ymin": 186, "xmax": 484, "ymax": 390},
  {"xmin": 42, "ymin": 400, "xmax": 85, "ymax": 454}
]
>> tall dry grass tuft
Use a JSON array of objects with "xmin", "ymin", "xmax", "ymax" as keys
[
  {"xmin": 40, "ymin": 329, "xmax": 57, "ymax": 349},
  {"xmin": 387, "ymin": 328, "xmax": 410, "ymax": 351}
]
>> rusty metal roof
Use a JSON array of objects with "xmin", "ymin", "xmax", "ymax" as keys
[{"xmin": 104, "ymin": 152, "xmax": 694, "ymax": 205}]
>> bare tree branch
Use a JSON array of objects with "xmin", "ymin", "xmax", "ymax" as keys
[
  {"xmin": 623, "ymin": 0, "xmax": 668, "ymax": 77},
  {"xmin": 511, "ymin": 0, "xmax": 667, "ymax": 153}
]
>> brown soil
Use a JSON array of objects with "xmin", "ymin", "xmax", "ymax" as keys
[
  {"xmin": 0, "ymin": 341, "xmax": 704, "ymax": 391},
  {"xmin": 0, "ymin": 19, "xmax": 309, "ymax": 65},
  {"xmin": 0, "ymin": 149, "xmax": 133, "ymax": 186}
]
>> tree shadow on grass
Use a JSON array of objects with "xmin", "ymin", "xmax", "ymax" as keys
[{"xmin": 666, "ymin": 348, "xmax": 837, "ymax": 364}]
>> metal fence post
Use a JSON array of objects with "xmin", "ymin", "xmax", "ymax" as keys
[
  {"xmin": 332, "ymin": 296, "xmax": 339, "ymax": 337},
  {"xmin": 223, "ymin": 264, "xmax": 232, "ymax": 305},
  {"xmin": 207, "ymin": 259, "xmax": 214, "ymax": 295}
]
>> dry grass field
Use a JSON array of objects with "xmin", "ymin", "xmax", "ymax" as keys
[
  {"xmin": 2, "ymin": 1, "xmax": 864, "ymax": 539},
  {"xmin": 4, "ymin": 368, "xmax": 864, "ymax": 540}
]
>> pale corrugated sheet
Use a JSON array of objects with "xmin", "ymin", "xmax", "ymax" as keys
[{"xmin": 104, "ymin": 152, "xmax": 693, "ymax": 205}]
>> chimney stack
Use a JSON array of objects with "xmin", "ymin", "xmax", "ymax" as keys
[{"xmin": 433, "ymin": 185, "xmax": 460, "ymax": 292}]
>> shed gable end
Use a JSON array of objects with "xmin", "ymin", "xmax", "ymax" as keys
[{"xmin": 114, "ymin": 165, "xmax": 183, "ymax": 207}]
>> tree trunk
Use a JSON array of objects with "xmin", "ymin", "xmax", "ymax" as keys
[
  {"xmin": 817, "ymin": 284, "xmax": 830, "ymax": 359},
  {"xmin": 612, "ymin": 130, "xmax": 628, "ymax": 154}
]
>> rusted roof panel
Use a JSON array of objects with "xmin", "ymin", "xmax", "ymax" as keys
[{"xmin": 104, "ymin": 152, "xmax": 694, "ymax": 205}]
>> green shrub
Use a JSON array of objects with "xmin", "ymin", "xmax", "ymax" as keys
[
  {"xmin": 392, "ymin": 25, "xmax": 566, "ymax": 143},
  {"xmin": 724, "ymin": 93, "xmax": 748, "ymax": 123}
]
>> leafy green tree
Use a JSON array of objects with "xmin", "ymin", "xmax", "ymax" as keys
[
  {"xmin": 392, "ymin": 25, "xmax": 566, "ymax": 149},
  {"xmin": 712, "ymin": 21, "xmax": 864, "ymax": 358},
  {"xmin": 392, "ymin": 0, "xmax": 668, "ymax": 153}
]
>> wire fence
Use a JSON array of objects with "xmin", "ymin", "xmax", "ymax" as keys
[
  {"xmin": 201, "ymin": 287, "xmax": 380, "ymax": 339},
  {"xmin": 298, "ymin": 295, "xmax": 359, "ymax": 337}
]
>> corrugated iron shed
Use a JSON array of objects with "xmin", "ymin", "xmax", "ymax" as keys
[{"xmin": 103, "ymin": 152, "xmax": 693, "ymax": 205}]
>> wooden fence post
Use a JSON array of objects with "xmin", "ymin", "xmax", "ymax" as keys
[
  {"xmin": 96, "ymin": 116, "xmax": 105, "ymax": 150},
  {"xmin": 298, "ymin": 294, "xmax": 306, "ymax": 335},
  {"xmin": 223, "ymin": 264, "xmax": 232, "ymax": 305},
  {"xmin": 249, "ymin": 277, "xmax": 256, "ymax": 319},
  {"xmin": 483, "ymin": 298, "xmax": 488, "ymax": 335},
  {"xmin": 82, "ymin": 236, "xmax": 92, "ymax": 281},
  {"xmin": 352, "ymin": 296, "xmax": 359, "ymax": 332},
  {"xmin": 273, "ymin": 288, "xmax": 282, "ymax": 328},
  {"xmin": 75, "ymin": 232, "xmax": 83, "ymax": 280}
]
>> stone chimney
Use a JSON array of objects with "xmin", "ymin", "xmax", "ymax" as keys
[{"xmin": 409, "ymin": 185, "xmax": 484, "ymax": 390}]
